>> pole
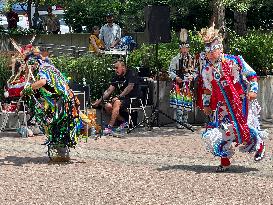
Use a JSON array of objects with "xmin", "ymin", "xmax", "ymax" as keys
[{"xmin": 155, "ymin": 42, "xmax": 159, "ymax": 126}]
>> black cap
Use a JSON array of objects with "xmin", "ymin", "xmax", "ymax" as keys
[{"xmin": 105, "ymin": 13, "xmax": 113, "ymax": 17}]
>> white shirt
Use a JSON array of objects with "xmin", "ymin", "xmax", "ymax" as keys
[{"xmin": 99, "ymin": 23, "xmax": 121, "ymax": 49}]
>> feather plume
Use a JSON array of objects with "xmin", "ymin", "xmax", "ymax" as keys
[
  {"xmin": 10, "ymin": 38, "xmax": 22, "ymax": 53},
  {"xmin": 180, "ymin": 29, "xmax": 188, "ymax": 43},
  {"xmin": 199, "ymin": 22, "xmax": 222, "ymax": 44}
]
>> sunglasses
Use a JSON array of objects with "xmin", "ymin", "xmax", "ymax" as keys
[
  {"xmin": 113, "ymin": 65, "xmax": 119, "ymax": 68},
  {"xmin": 205, "ymin": 44, "xmax": 222, "ymax": 53},
  {"xmin": 179, "ymin": 44, "xmax": 190, "ymax": 48}
]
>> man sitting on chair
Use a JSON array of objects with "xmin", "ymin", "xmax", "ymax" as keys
[{"xmin": 93, "ymin": 60, "xmax": 139, "ymax": 135}]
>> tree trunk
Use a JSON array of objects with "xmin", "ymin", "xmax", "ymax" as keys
[
  {"xmin": 234, "ymin": 11, "xmax": 247, "ymax": 36},
  {"xmin": 210, "ymin": 0, "xmax": 227, "ymax": 48},
  {"xmin": 27, "ymin": 0, "xmax": 33, "ymax": 28},
  {"xmin": 210, "ymin": 0, "xmax": 225, "ymax": 32}
]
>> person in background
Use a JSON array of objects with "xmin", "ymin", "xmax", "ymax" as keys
[
  {"xmin": 99, "ymin": 13, "xmax": 121, "ymax": 50},
  {"xmin": 43, "ymin": 7, "xmax": 60, "ymax": 34},
  {"xmin": 89, "ymin": 26, "xmax": 105, "ymax": 53},
  {"xmin": 168, "ymin": 29, "xmax": 195, "ymax": 129},
  {"xmin": 118, "ymin": 28, "xmax": 137, "ymax": 51},
  {"xmin": 32, "ymin": 12, "xmax": 44, "ymax": 32},
  {"xmin": 6, "ymin": 7, "xmax": 19, "ymax": 30}
]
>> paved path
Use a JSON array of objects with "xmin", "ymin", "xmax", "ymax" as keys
[{"xmin": 0, "ymin": 123, "xmax": 273, "ymax": 204}]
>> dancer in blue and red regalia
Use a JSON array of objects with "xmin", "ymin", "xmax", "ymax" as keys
[{"xmin": 199, "ymin": 24, "xmax": 267, "ymax": 172}]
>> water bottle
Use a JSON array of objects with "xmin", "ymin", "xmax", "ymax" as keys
[
  {"xmin": 120, "ymin": 122, "xmax": 128, "ymax": 136},
  {"xmin": 91, "ymin": 126, "xmax": 96, "ymax": 138},
  {"xmin": 21, "ymin": 126, "xmax": 28, "ymax": 138}
]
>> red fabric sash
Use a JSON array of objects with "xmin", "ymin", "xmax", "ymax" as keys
[{"xmin": 211, "ymin": 60, "xmax": 250, "ymax": 144}]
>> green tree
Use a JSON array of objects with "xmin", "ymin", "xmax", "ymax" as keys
[
  {"xmin": 6, "ymin": 0, "xmax": 273, "ymax": 35},
  {"xmin": 223, "ymin": 0, "xmax": 273, "ymax": 35}
]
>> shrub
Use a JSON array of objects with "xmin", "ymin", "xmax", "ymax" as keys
[
  {"xmin": 51, "ymin": 54, "xmax": 115, "ymax": 101},
  {"xmin": 0, "ymin": 54, "xmax": 116, "ymax": 101},
  {"xmin": 0, "ymin": 52, "xmax": 13, "ymax": 101},
  {"xmin": 1, "ymin": 29, "xmax": 273, "ymax": 102},
  {"xmin": 227, "ymin": 30, "xmax": 273, "ymax": 76},
  {"xmin": 128, "ymin": 29, "xmax": 273, "ymax": 77}
]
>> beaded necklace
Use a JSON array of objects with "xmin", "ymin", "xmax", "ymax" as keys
[{"xmin": 209, "ymin": 54, "xmax": 224, "ymax": 81}]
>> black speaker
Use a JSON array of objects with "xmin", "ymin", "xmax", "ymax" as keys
[
  {"xmin": 74, "ymin": 92, "xmax": 85, "ymax": 111},
  {"xmin": 70, "ymin": 82, "xmax": 91, "ymax": 106},
  {"xmin": 144, "ymin": 5, "xmax": 171, "ymax": 43}
]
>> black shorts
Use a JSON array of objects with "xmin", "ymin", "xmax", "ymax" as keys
[
  {"xmin": 119, "ymin": 98, "xmax": 139, "ymax": 123},
  {"xmin": 103, "ymin": 98, "xmax": 139, "ymax": 121},
  {"xmin": 120, "ymin": 97, "xmax": 140, "ymax": 110}
]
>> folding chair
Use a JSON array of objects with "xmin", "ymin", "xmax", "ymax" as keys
[
  {"xmin": 0, "ymin": 100, "xmax": 28, "ymax": 137},
  {"xmin": 127, "ymin": 82, "xmax": 151, "ymax": 133}
]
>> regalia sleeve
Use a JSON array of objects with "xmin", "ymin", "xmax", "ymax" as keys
[
  {"xmin": 201, "ymin": 66, "xmax": 213, "ymax": 107},
  {"xmin": 168, "ymin": 55, "xmax": 179, "ymax": 81},
  {"xmin": 237, "ymin": 56, "xmax": 258, "ymax": 93},
  {"xmin": 238, "ymin": 56, "xmax": 257, "ymax": 81}
]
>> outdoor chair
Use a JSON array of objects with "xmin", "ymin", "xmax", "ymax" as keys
[{"xmin": 127, "ymin": 81, "xmax": 152, "ymax": 132}]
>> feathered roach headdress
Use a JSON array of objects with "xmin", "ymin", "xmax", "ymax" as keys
[
  {"xmin": 199, "ymin": 23, "xmax": 222, "ymax": 44},
  {"xmin": 179, "ymin": 28, "xmax": 190, "ymax": 48}
]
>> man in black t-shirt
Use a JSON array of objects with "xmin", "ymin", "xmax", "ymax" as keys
[{"xmin": 93, "ymin": 60, "xmax": 139, "ymax": 135}]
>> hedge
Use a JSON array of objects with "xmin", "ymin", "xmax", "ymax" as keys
[
  {"xmin": 1, "ymin": 29, "xmax": 273, "ymax": 101},
  {"xmin": 228, "ymin": 30, "xmax": 273, "ymax": 76}
]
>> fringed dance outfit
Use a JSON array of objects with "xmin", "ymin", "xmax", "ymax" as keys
[
  {"xmin": 169, "ymin": 53, "xmax": 194, "ymax": 126},
  {"xmin": 22, "ymin": 57, "xmax": 83, "ymax": 158},
  {"xmin": 201, "ymin": 54, "xmax": 267, "ymax": 165},
  {"xmin": 168, "ymin": 29, "xmax": 195, "ymax": 128}
]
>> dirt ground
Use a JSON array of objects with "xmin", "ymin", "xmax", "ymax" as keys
[{"xmin": 0, "ymin": 122, "xmax": 273, "ymax": 205}]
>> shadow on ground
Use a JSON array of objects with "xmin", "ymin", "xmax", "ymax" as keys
[
  {"xmin": 0, "ymin": 156, "xmax": 86, "ymax": 166},
  {"xmin": 0, "ymin": 156, "xmax": 49, "ymax": 166},
  {"xmin": 128, "ymin": 126, "xmax": 200, "ymax": 138},
  {"xmin": 157, "ymin": 164, "xmax": 259, "ymax": 174},
  {"xmin": 0, "ymin": 132, "xmax": 21, "ymax": 138}
]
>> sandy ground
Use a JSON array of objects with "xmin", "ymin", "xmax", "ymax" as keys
[{"xmin": 0, "ymin": 122, "xmax": 273, "ymax": 205}]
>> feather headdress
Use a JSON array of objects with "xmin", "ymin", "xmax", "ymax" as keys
[
  {"xmin": 179, "ymin": 28, "xmax": 190, "ymax": 47},
  {"xmin": 10, "ymin": 38, "xmax": 22, "ymax": 54},
  {"xmin": 180, "ymin": 29, "xmax": 188, "ymax": 43},
  {"xmin": 199, "ymin": 23, "xmax": 222, "ymax": 44}
]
